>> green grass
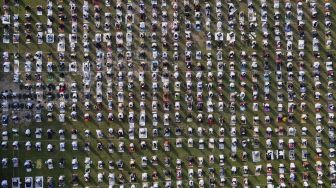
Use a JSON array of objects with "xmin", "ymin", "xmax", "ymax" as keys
[{"xmin": 0, "ymin": 0, "xmax": 335, "ymax": 187}]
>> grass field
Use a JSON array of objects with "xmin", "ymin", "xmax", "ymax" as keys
[{"xmin": 0, "ymin": 0, "xmax": 335, "ymax": 187}]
